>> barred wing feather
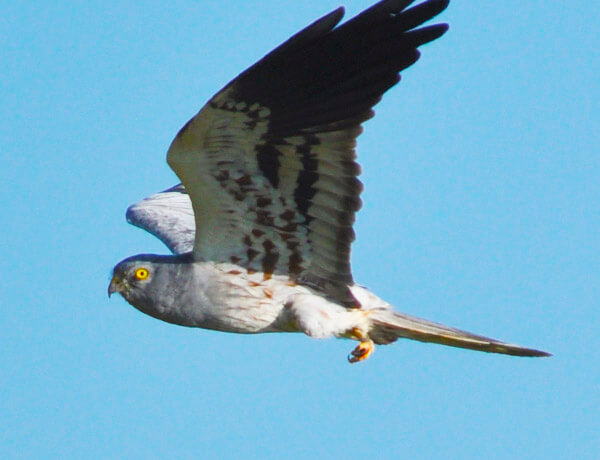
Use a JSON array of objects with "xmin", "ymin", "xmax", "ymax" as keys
[{"xmin": 167, "ymin": 0, "xmax": 449, "ymax": 307}]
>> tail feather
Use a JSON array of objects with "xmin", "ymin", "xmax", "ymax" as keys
[{"xmin": 369, "ymin": 310, "xmax": 550, "ymax": 357}]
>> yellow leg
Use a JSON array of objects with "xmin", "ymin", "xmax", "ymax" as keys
[
  {"xmin": 347, "ymin": 328, "xmax": 375, "ymax": 363},
  {"xmin": 348, "ymin": 340, "xmax": 374, "ymax": 363}
]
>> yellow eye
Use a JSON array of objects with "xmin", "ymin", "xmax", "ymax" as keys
[{"xmin": 135, "ymin": 268, "xmax": 149, "ymax": 280}]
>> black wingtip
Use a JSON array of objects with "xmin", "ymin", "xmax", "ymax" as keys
[{"xmin": 418, "ymin": 0, "xmax": 451, "ymax": 17}]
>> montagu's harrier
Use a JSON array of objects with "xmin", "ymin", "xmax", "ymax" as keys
[{"xmin": 109, "ymin": 0, "xmax": 549, "ymax": 362}]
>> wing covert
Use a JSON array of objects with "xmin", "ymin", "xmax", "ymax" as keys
[{"xmin": 167, "ymin": 0, "xmax": 449, "ymax": 306}]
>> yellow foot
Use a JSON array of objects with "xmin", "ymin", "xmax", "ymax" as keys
[{"xmin": 348, "ymin": 339, "xmax": 374, "ymax": 363}]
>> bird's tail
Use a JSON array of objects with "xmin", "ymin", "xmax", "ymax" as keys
[{"xmin": 368, "ymin": 309, "xmax": 550, "ymax": 357}]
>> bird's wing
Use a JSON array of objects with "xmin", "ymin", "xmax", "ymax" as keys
[
  {"xmin": 126, "ymin": 184, "xmax": 195, "ymax": 254},
  {"xmin": 167, "ymin": 0, "xmax": 449, "ymax": 307}
]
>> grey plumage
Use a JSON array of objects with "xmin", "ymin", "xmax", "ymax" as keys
[
  {"xmin": 126, "ymin": 184, "xmax": 194, "ymax": 254},
  {"xmin": 110, "ymin": 0, "xmax": 550, "ymax": 362}
]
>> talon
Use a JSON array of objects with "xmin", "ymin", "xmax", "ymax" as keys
[{"xmin": 348, "ymin": 339, "xmax": 374, "ymax": 363}]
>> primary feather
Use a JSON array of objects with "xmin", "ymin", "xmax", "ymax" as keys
[{"xmin": 167, "ymin": 0, "xmax": 450, "ymax": 307}]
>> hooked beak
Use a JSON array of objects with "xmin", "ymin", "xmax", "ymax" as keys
[{"xmin": 108, "ymin": 274, "xmax": 125, "ymax": 298}]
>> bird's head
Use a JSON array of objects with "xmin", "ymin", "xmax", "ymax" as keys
[
  {"xmin": 108, "ymin": 253, "xmax": 195, "ymax": 324},
  {"xmin": 108, "ymin": 254, "xmax": 164, "ymax": 306}
]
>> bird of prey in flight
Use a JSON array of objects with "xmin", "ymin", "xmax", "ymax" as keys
[{"xmin": 109, "ymin": 0, "xmax": 549, "ymax": 362}]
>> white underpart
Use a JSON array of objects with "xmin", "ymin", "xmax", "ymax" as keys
[
  {"xmin": 285, "ymin": 284, "xmax": 394, "ymax": 339},
  {"xmin": 169, "ymin": 261, "xmax": 386, "ymax": 339},
  {"xmin": 284, "ymin": 292, "xmax": 372, "ymax": 339}
]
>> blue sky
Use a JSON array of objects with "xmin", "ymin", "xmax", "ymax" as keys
[{"xmin": 1, "ymin": 0, "xmax": 598, "ymax": 458}]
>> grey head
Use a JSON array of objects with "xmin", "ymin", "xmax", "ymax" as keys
[{"xmin": 108, "ymin": 253, "xmax": 194, "ymax": 325}]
